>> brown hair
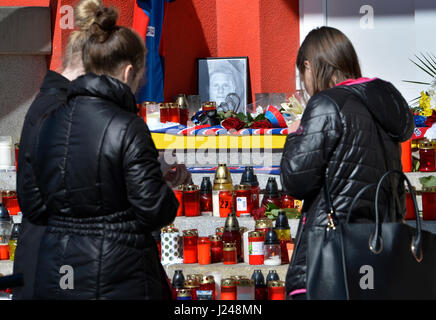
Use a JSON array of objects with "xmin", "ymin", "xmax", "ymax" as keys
[
  {"xmin": 297, "ymin": 27, "xmax": 362, "ymax": 95},
  {"xmin": 63, "ymin": 0, "xmax": 102, "ymax": 69},
  {"xmin": 82, "ymin": 6, "xmax": 146, "ymax": 80}
]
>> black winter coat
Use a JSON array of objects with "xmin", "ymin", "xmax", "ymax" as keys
[
  {"xmin": 21, "ymin": 73, "xmax": 178, "ymax": 299},
  {"xmin": 15, "ymin": 71, "xmax": 70, "ymax": 300},
  {"xmin": 280, "ymin": 79, "xmax": 414, "ymax": 296}
]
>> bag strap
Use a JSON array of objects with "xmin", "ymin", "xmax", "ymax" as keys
[{"xmin": 323, "ymin": 169, "xmax": 338, "ymax": 230}]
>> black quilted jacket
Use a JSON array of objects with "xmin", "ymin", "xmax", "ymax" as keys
[
  {"xmin": 280, "ymin": 78, "xmax": 414, "ymax": 296},
  {"xmin": 20, "ymin": 73, "xmax": 178, "ymax": 299}
]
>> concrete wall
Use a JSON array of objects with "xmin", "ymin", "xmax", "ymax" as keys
[
  {"xmin": 0, "ymin": 6, "xmax": 51, "ymax": 144},
  {"xmin": 0, "ymin": 56, "xmax": 47, "ymax": 144}
]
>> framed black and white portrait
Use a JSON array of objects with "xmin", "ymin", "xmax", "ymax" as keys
[{"xmin": 198, "ymin": 57, "xmax": 248, "ymax": 113}]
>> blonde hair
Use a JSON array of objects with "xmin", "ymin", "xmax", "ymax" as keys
[{"xmin": 62, "ymin": 0, "xmax": 103, "ymax": 69}]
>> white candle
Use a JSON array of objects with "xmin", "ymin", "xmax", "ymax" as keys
[{"xmin": 0, "ymin": 137, "xmax": 12, "ymax": 169}]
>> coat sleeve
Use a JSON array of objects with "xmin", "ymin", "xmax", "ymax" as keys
[
  {"xmin": 280, "ymin": 94, "xmax": 343, "ymax": 200},
  {"xmin": 17, "ymin": 110, "xmax": 50, "ymax": 226},
  {"xmin": 122, "ymin": 117, "xmax": 179, "ymax": 231}
]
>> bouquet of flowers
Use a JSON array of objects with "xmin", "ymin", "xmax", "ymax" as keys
[{"xmin": 405, "ymin": 53, "xmax": 436, "ymax": 128}]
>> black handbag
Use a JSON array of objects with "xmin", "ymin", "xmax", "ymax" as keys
[{"xmin": 306, "ymin": 169, "xmax": 436, "ymax": 300}]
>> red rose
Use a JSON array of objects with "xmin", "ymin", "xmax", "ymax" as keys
[
  {"xmin": 222, "ymin": 117, "xmax": 246, "ymax": 131},
  {"xmin": 250, "ymin": 120, "xmax": 273, "ymax": 129},
  {"xmin": 252, "ymin": 207, "xmax": 266, "ymax": 220}
]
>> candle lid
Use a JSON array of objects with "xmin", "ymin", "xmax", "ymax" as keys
[
  {"xmin": 248, "ymin": 231, "xmax": 265, "ymax": 238},
  {"xmin": 200, "ymin": 177, "xmax": 212, "ymax": 194},
  {"xmin": 215, "ymin": 227, "xmax": 225, "ymax": 234},
  {"xmin": 142, "ymin": 101, "xmax": 156, "ymax": 106},
  {"xmin": 235, "ymin": 184, "xmax": 251, "ymax": 191},
  {"xmin": 255, "ymin": 218, "xmax": 273, "ymax": 229},
  {"xmin": 419, "ymin": 139, "xmax": 434, "ymax": 149},
  {"xmin": 266, "ymin": 270, "xmax": 280, "ymax": 282},
  {"xmin": 175, "ymin": 94, "xmax": 188, "ymax": 109},
  {"xmin": 177, "ymin": 289, "xmax": 192, "ymax": 297},
  {"xmin": 177, "ymin": 184, "xmax": 187, "ymax": 191},
  {"xmin": 223, "ymin": 242, "xmax": 236, "ymax": 251},
  {"xmin": 265, "ymin": 177, "xmax": 279, "ymax": 197},
  {"xmin": 237, "ymin": 278, "xmax": 254, "ymax": 287},
  {"xmin": 159, "ymin": 103, "xmax": 167, "ymax": 109},
  {"xmin": 275, "ymin": 210, "xmax": 290, "ymax": 229},
  {"xmin": 224, "ymin": 212, "xmax": 240, "ymax": 231},
  {"xmin": 183, "ymin": 229, "xmax": 198, "ymax": 236},
  {"xmin": 200, "ymin": 275, "xmax": 215, "ymax": 285},
  {"xmin": 209, "ymin": 234, "xmax": 222, "ymax": 241},
  {"xmin": 268, "ymin": 280, "xmax": 285, "ymax": 287},
  {"xmin": 251, "ymin": 270, "xmax": 265, "ymax": 286},
  {"xmin": 202, "ymin": 101, "xmax": 216, "ymax": 108},
  {"xmin": 185, "ymin": 184, "xmax": 199, "ymax": 191},
  {"xmin": 213, "ymin": 164, "xmax": 233, "ymax": 185},
  {"xmin": 221, "ymin": 278, "xmax": 236, "ymax": 287},
  {"xmin": 1, "ymin": 190, "xmax": 16, "ymax": 198},
  {"xmin": 184, "ymin": 279, "xmax": 200, "ymax": 288},
  {"xmin": 264, "ymin": 228, "xmax": 279, "ymax": 245},
  {"xmin": 240, "ymin": 166, "xmax": 259, "ymax": 187}
]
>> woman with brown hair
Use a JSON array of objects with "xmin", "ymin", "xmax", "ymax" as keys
[
  {"xmin": 19, "ymin": 3, "xmax": 178, "ymax": 299},
  {"xmin": 280, "ymin": 27, "xmax": 414, "ymax": 300}
]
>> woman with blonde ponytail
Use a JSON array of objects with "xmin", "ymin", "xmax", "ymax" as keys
[
  {"xmin": 20, "ymin": 1, "xmax": 178, "ymax": 300},
  {"xmin": 15, "ymin": 0, "xmax": 102, "ymax": 300}
]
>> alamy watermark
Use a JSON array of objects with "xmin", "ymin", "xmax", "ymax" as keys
[
  {"xmin": 59, "ymin": 265, "xmax": 74, "ymax": 290},
  {"xmin": 359, "ymin": 265, "xmax": 374, "ymax": 290}
]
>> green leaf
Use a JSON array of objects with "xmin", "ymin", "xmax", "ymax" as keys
[
  {"xmin": 266, "ymin": 203, "xmax": 279, "ymax": 211},
  {"xmin": 419, "ymin": 176, "xmax": 436, "ymax": 188},
  {"xmin": 410, "ymin": 57, "xmax": 436, "ymax": 78},
  {"xmin": 247, "ymin": 113, "xmax": 254, "ymax": 122},
  {"xmin": 236, "ymin": 112, "xmax": 248, "ymax": 123},
  {"xmin": 420, "ymin": 52, "xmax": 436, "ymax": 75},
  {"xmin": 402, "ymin": 80, "xmax": 431, "ymax": 85},
  {"xmin": 254, "ymin": 113, "xmax": 266, "ymax": 121}
]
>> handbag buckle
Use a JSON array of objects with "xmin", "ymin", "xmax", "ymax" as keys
[{"xmin": 327, "ymin": 212, "xmax": 336, "ymax": 231}]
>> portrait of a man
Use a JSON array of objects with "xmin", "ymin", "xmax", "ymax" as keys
[{"xmin": 198, "ymin": 57, "xmax": 248, "ymax": 113}]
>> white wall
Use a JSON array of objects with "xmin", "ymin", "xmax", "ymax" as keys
[{"xmin": 299, "ymin": 0, "xmax": 436, "ymax": 103}]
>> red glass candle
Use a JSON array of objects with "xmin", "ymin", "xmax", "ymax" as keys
[
  {"xmin": 200, "ymin": 193, "xmax": 213, "ymax": 216},
  {"xmin": 222, "ymin": 230, "xmax": 242, "ymax": 262},
  {"xmin": 202, "ymin": 101, "xmax": 216, "ymax": 111},
  {"xmin": 184, "ymin": 185, "xmax": 200, "ymax": 217},
  {"xmin": 422, "ymin": 189, "xmax": 436, "ymax": 220},
  {"xmin": 169, "ymin": 103, "xmax": 180, "ymax": 123},
  {"xmin": 200, "ymin": 275, "xmax": 216, "ymax": 300},
  {"xmin": 248, "ymin": 231, "xmax": 265, "ymax": 265},
  {"xmin": 261, "ymin": 195, "xmax": 282, "ymax": 209},
  {"xmin": 184, "ymin": 279, "xmax": 199, "ymax": 300},
  {"xmin": 251, "ymin": 185, "xmax": 260, "ymax": 210},
  {"xmin": 281, "ymin": 193, "xmax": 294, "ymax": 208},
  {"xmin": 215, "ymin": 227, "xmax": 224, "ymax": 237},
  {"xmin": 255, "ymin": 286, "xmax": 267, "ymax": 300},
  {"xmin": 2, "ymin": 191, "xmax": 20, "ymax": 216},
  {"xmin": 183, "ymin": 229, "xmax": 198, "ymax": 264},
  {"xmin": 174, "ymin": 186, "xmax": 184, "ymax": 217},
  {"xmin": 197, "ymin": 237, "xmax": 211, "ymax": 265},
  {"xmin": 219, "ymin": 191, "xmax": 233, "ymax": 218},
  {"xmin": 222, "ymin": 242, "xmax": 237, "ymax": 265},
  {"xmin": 419, "ymin": 140, "xmax": 436, "ymax": 172},
  {"xmin": 210, "ymin": 235, "xmax": 223, "ymax": 263},
  {"xmin": 235, "ymin": 185, "xmax": 253, "ymax": 217},
  {"xmin": 159, "ymin": 103, "xmax": 170, "ymax": 123},
  {"xmin": 268, "ymin": 281, "xmax": 285, "ymax": 300},
  {"xmin": 0, "ymin": 245, "xmax": 9, "ymax": 260},
  {"xmin": 179, "ymin": 107, "xmax": 188, "ymax": 126},
  {"xmin": 221, "ymin": 279, "xmax": 237, "ymax": 300},
  {"xmin": 405, "ymin": 190, "xmax": 416, "ymax": 220}
]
